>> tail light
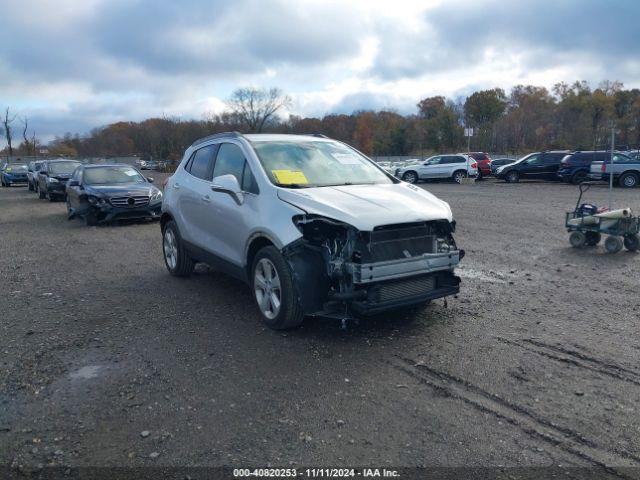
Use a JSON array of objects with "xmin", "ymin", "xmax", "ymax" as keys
[
  {"xmin": 471, "ymin": 162, "xmax": 477, "ymax": 169},
  {"xmin": 601, "ymin": 163, "xmax": 606, "ymax": 172}
]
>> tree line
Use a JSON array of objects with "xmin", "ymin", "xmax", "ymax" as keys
[{"xmin": 3, "ymin": 81, "xmax": 640, "ymax": 160}]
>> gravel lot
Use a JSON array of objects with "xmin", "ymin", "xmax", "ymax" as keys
[{"xmin": 1, "ymin": 177, "xmax": 639, "ymax": 477}]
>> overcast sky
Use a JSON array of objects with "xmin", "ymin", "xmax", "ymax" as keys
[{"xmin": 1, "ymin": 0, "xmax": 639, "ymax": 146}]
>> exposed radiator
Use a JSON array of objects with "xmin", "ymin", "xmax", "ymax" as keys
[
  {"xmin": 369, "ymin": 223, "xmax": 436, "ymax": 262},
  {"xmin": 376, "ymin": 275, "xmax": 436, "ymax": 302}
]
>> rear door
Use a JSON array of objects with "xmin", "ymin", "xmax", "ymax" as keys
[{"xmin": 178, "ymin": 144, "xmax": 218, "ymax": 246}]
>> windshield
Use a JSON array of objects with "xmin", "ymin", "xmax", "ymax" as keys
[
  {"xmin": 252, "ymin": 140, "xmax": 393, "ymax": 188},
  {"xmin": 84, "ymin": 166, "xmax": 146, "ymax": 185},
  {"xmin": 5, "ymin": 164, "xmax": 27, "ymax": 172},
  {"xmin": 50, "ymin": 162, "xmax": 80, "ymax": 175}
]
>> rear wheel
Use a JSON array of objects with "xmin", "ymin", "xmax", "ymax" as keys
[
  {"xmin": 624, "ymin": 234, "xmax": 639, "ymax": 252},
  {"xmin": 476, "ymin": 169, "xmax": 483, "ymax": 181},
  {"xmin": 162, "ymin": 220, "xmax": 194, "ymax": 276},
  {"xmin": 604, "ymin": 236, "xmax": 623, "ymax": 254},
  {"xmin": 452, "ymin": 170, "xmax": 467, "ymax": 184},
  {"xmin": 506, "ymin": 171, "xmax": 519, "ymax": 183},
  {"xmin": 252, "ymin": 246, "xmax": 304, "ymax": 330},
  {"xmin": 402, "ymin": 171, "xmax": 418, "ymax": 184},
  {"xmin": 569, "ymin": 231, "xmax": 586, "ymax": 248},
  {"xmin": 585, "ymin": 231, "xmax": 601, "ymax": 246},
  {"xmin": 38, "ymin": 187, "xmax": 46, "ymax": 199},
  {"xmin": 619, "ymin": 172, "xmax": 638, "ymax": 188}
]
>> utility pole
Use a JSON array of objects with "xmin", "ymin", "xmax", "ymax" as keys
[{"xmin": 609, "ymin": 122, "xmax": 615, "ymax": 210}]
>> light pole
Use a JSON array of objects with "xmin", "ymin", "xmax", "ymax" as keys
[{"xmin": 608, "ymin": 120, "xmax": 615, "ymax": 210}]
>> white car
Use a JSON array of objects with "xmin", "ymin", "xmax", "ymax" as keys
[
  {"xmin": 395, "ymin": 154, "xmax": 478, "ymax": 184},
  {"xmin": 161, "ymin": 133, "xmax": 463, "ymax": 329}
]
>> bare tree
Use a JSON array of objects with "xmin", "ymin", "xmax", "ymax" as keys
[
  {"xmin": 226, "ymin": 87, "xmax": 291, "ymax": 132},
  {"xmin": 22, "ymin": 116, "xmax": 30, "ymax": 155},
  {"xmin": 3, "ymin": 107, "xmax": 16, "ymax": 158}
]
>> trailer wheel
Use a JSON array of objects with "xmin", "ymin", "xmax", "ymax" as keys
[
  {"xmin": 624, "ymin": 234, "xmax": 639, "ymax": 252},
  {"xmin": 604, "ymin": 236, "xmax": 623, "ymax": 254},
  {"xmin": 585, "ymin": 231, "xmax": 601, "ymax": 246},
  {"xmin": 569, "ymin": 231, "xmax": 586, "ymax": 248}
]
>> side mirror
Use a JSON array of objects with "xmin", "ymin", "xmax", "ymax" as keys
[
  {"xmin": 68, "ymin": 180, "xmax": 80, "ymax": 187},
  {"xmin": 211, "ymin": 174, "xmax": 244, "ymax": 205},
  {"xmin": 146, "ymin": 177, "xmax": 154, "ymax": 183}
]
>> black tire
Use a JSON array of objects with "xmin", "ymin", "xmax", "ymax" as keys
[
  {"xmin": 604, "ymin": 236, "xmax": 623, "ymax": 254},
  {"xmin": 569, "ymin": 231, "xmax": 586, "ymax": 248},
  {"xmin": 84, "ymin": 211, "xmax": 98, "ymax": 226},
  {"xmin": 619, "ymin": 172, "xmax": 638, "ymax": 188},
  {"xmin": 505, "ymin": 171, "xmax": 519, "ymax": 183},
  {"xmin": 476, "ymin": 169, "xmax": 483, "ymax": 181},
  {"xmin": 162, "ymin": 220, "xmax": 195, "ymax": 276},
  {"xmin": 624, "ymin": 234, "xmax": 639, "ymax": 252},
  {"xmin": 402, "ymin": 171, "xmax": 418, "ymax": 184},
  {"xmin": 28, "ymin": 181, "xmax": 34, "ymax": 191},
  {"xmin": 585, "ymin": 231, "xmax": 601, "ymax": 246},
  {"xmin": 571, "ymin": 170, "xmax": 588, "ymax": 185},
  {"xmin": 38, "ymin": 187, "xmax": 46, "ymax": 199},
  {"xmin": 251, "ymin": 246, "xmax": 304, "ymax": 330},
  {"xmin": 48, "ymin": 194, "xmax": 57, "ymax": 202}
]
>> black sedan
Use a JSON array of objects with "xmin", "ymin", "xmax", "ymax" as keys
[
  {"xmin": 37, "ymin": 159, "xmax": 82, "ymax": 200},
  {"xmin": 66, "ymin": 164, "xmax": 163, "ymax": 225}
]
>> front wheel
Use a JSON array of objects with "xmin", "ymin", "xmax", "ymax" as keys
[
  {"xmin": 569, "ymin": 231, "xmax": 586, "ymax": 248},
  {"xmin": 38, "ymin": 187, "xmax": 46, "ymax": 199},
  {"xmin": 162, "ymin": 220, "xmax": 194, "ymax": 276},
  {"xmin": 402, "ymin": 171, "xmax": 418, "ymax": 184},
  {"xmin": 604, "ymin": 236, "xmax": 623, "ymax": 254},
  {"xmin": 28, "ymin": 181, "xmax": 34, "ymax": 191},
  {"xmin": 452, "ymin": 170, "xmax": 467, "ymax": 184},
  {"xmin": 252, "ymin": 246, "xmax": 304, "ymax": 330},
  {"xmin": 505, "ymin": 171, "xmax": 519, "ymax": 183},
  {"xmin": 624, "ymin": 234, "xmax": 639, "ymax": 252},
  {"xmin": 571, "ymin": 171, "xmax": 588, "ymax": 185}
]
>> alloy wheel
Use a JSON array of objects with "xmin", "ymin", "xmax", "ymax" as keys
[
  {"xmin": 163, "ymin": 228, "xmax": 178, "ymax": 270},
  {"xmin": 254, "ymin": 258, "xmax": 282, "ymax": 320}
]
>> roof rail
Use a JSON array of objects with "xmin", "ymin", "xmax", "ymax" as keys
[{"xmin": 191, "ymin": 131, "xmax": 244, "ymax": 147}]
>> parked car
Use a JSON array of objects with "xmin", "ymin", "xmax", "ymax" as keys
[
  {"xmin": 490, "ymin": 158, "xmax": 516, "ymax": 174},
  {"xmin": 556, "ymin": 151, "xmax": 626, "ymax": 184},
  {"xmin": 495, "ymin": 151, "xmax": 569, "ymax": 183},
  {"xmin": 66, "ymin": 164, "xmax": 162, "ymax": 225},
  {"xmin": 37, "ymin": 159, "xmax": 82, "ymax": 201},
  {"xmin": 589, "ymin": 154, "xmax": 640, "ymax": 188},
  {"xmin": 468, "ymin": 152, "xmax": 491, "ymax": 180},
  {"xmin": 1, "ymin": 163, "xmax": 28, "ymax": 187},
  {"xmin": 27, "ymin": 160, "xmax": 44, "ymax": 191},
  {"xmin": 161, "ymin": 133, "xmax": 463, "ymax": 329},
  {"xmin": 395, "ymin": 154, "xmax": 477, "ymax": 184}
]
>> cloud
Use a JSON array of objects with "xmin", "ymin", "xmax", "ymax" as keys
[{"xmin": 1, "ymin": 0, "xmax": 639, "ymax": 146}]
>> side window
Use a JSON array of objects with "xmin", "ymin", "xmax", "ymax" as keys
[
  {"xmin": 188, "ymin": 145, "xmax": 216, "ymax": 180},
  {"xmin": 213, "ymin": 143, "xmax": 246, "ymax": 183},
  {"xmin": 241, "ymin": 163, "xmax": 259, "ymax": 194},
  {"xmin": 526, "ymin": 155, "xmax": 541, "ymax": 165},
  {"xmin": 452, "ymin": 156, "xmax": 465, "ymax": 164},
  {"xmin": 426, "ymin": 156, "xmax": 441, "ymax": 165}
]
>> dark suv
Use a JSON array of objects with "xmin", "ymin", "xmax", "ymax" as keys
[
  {"xmin": 557, "ymin": 151, "xmax": 629, "ymax": 184},
  {"xmin": 495, "ymin": 151, "xmax": 569, "ymax": 183},
  {"xmin": 37, "ymin": 159, "xmax": 82, "ymax": 201}
]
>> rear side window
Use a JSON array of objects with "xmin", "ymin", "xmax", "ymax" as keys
[{"xmin": 188, "ymin": 145, "xmax": 216, "ymax": 180}]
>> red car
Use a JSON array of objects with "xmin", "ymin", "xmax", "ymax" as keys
[{"xmin": 469, "ymin": 152, "xmax": 492, "ymax": 180}]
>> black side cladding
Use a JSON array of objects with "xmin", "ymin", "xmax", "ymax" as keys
[{"xmin": 282, "ymin": 239, "xmax": 331, "ymax": 314}]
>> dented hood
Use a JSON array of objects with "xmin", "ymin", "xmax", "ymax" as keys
[{"xmin": 277, "ymin": 183, "xmax": 453, "ymax": 231}]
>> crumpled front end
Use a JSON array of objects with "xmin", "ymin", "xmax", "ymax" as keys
[{"xmin": 283, "ymin": 215, "xmax": 463, "ymax": 317}]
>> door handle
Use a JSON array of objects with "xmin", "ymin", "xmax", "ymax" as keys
[{"xmin": 201, "ymin": 194, "xmax": 211, "ymax": 203}]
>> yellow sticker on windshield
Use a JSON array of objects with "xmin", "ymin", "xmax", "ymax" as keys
[{"xmin": 271, "ymin": 169, "xmax": 308, "ymax": 185}]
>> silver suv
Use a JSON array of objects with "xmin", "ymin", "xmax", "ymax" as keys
[
  {"xmin": 161, "ymin": 133, "xmax": 463, "ymax": 329},
  {"xmin": 395, "ymin": 154, "xmax": 478, "ymax": 183}
]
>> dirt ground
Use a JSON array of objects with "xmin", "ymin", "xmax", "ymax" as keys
[{"xmin": 1, "ymin": 176, "xmax": 639, "ymax": 478}]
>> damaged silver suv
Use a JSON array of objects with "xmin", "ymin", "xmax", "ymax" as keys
[{"xmin": 161, "ymin": 133, "xmax": 463, "ymax": 329}]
